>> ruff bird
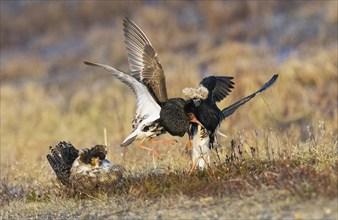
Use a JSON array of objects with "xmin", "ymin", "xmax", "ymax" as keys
[
  {"xmin": 194, "ymin": 76, "xmax": 235, "ymax": 135},
  {"xmin": 47, "ymin": 141, "xmax": 124, "ymax": 190},
  {"xmin": 85, "ymin": 18, "xmax": 201, "ymax": 158},
  {"xmin": 189, "ymin": 74, "xmax": 279, "ymax": 171},
  {"xmin": 183, "ymin": 76, "xmax": 235, "ymax": 170},
  {"xmin": 123, "ymin": 17, "xmax": 202, "ymax": 137},
  {"xmin": 83, "ymin": 63, "xmax": 202, "ymax": 157}
]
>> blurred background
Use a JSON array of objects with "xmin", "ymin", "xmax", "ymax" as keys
[{"xmin": 1, "ymin": 1, "xmax": 337, "ymax": 173}]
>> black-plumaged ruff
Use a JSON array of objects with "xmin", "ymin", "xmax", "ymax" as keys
[{"xmin": 192, "ymin": 74, "xmax": 279, "ymax": 149}]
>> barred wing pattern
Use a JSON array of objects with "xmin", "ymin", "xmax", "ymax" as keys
[{"xmin": 123, "ymin": 17, "xmax": 168, "ymax": 104}]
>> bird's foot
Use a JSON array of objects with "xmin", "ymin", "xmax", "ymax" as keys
[
  {"xmin": 148, "ymin": 138, "xmax": 178, "ymax": 145},
  {"xmin": 150, "ymin": 149, "xmax": 161, "ymax": 159},
  {"xmin": 188, "ymin": 156, "xmax": 209, "ymax": 175},
  {"xmin": 139, "ymin": 144, "xmax": 161, "ymax": 159},
  {"xmin": 188, "ymin": 159, "xmax": 199, "ymax": 176}
]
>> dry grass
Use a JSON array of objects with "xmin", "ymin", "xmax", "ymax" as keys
[{"xmin": 1, "ymin": 1, "xmax": 337, "ymax": 219}]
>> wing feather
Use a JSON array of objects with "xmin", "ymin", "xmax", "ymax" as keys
[
  {"xmin": 123, "ymin": 17, "xmax": 168, "ymax": 104},
  {"xmin": 200, "ymin": 76, "xmax": 234, "ymax": 102},
  {"xmin": 84, "ymin": 61, "xmax": 161, "ymax": 124}
]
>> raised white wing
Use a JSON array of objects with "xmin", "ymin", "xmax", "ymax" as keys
[{"xmin": 84, "ymin": 61, "xmax": 161, "ymax": 121}]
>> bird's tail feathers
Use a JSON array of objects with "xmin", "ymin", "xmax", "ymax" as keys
[
  {"xmin": 46, "ymin": 141, "xmax": 79, "ymax": 185},
  {"xmin": 121, "ymin": 134, "xmax": 137, "ymax": 147},
  {"xmin": 222, "ymin": 74, "xmax": 278, "ymax": 119}
]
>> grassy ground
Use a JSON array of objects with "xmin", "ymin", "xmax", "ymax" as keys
[{"xmin": 1, "ymin": 1, "xmax": 337, "ymax": 219}]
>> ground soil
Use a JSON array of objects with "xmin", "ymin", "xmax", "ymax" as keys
[{"xmin": 2, "ymin": 188, "xmax": 337, "ymax": 219}]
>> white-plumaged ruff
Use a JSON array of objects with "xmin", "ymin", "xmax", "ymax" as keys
[{"xmin": 84, "ymin": 61, "xmax": 161, "ymax": 146}]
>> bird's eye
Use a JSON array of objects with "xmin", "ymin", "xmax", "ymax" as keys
[{"xmin": 187, "ymin": 113, "xmax": 194, "ymax": 119}]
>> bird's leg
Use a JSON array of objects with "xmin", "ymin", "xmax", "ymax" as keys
[
  {"xmin": 139, "ymin": 138, "xmax": 161, "ymax": 159},
  {"xmin": 188, "ymin": 139, "xmax": 192, "ymax": 149},
  {"xmin": 183, "ymin": 133, "xmax": 193, "ymax": 150},
  {"xmin": 188, "ymin": 157, "xmax": 200, "ymax": 175},
  {"xmin": 147, "ymin": 138, "xmax": 178, "ymax": 145},
  {"xmin": 183, "ymin": 139, "xmax": 193, "ymax": 150},
  {"xmin": 199, "ymin": 155, "xmax": 210, "ymax": 169},
  {"xmin": 188, "ymin": 154, "xmax": 210, "ymax": 175}
]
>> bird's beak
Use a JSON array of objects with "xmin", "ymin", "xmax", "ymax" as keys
[
  {"xmin": 190, "ymin": 114, "xmax": 203, "ymax": 127},
  {"xmin": 91, "ymin": 157, "xmax": 101, "ymax": 166}
]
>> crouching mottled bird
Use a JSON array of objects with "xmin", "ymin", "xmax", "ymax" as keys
[{"xmin": 47, "ymin": 141, "xmax": 125, "ymax": 190}]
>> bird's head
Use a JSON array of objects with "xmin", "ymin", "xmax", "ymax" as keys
[
  {"xmin": 89, "ymin": 145, "xmax": 107, "ymax": 160},
  {"xmin": 184, "ymin": 101, "xmax": 203, "ymax": 127},
  {"xmin": 78, "ymin": 145, "xmax": 107, "ymax": 166}
]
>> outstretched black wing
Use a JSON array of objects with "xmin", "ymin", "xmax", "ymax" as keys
[
  {"xmin": 222, "ymin": 74, "xmax": 279, "ymax": 119},
  {"xmin": 200, "ymin": 76, "xmax": 234, "ymax": 102},
  {"xmin": 46, "ymin": 141, "xmax": 79, "ymax": 185}
]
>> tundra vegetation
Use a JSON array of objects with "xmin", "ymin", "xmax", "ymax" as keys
[{"xmin": 1, "ymin": 1, "xmax": 337, "ymax": 219}]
